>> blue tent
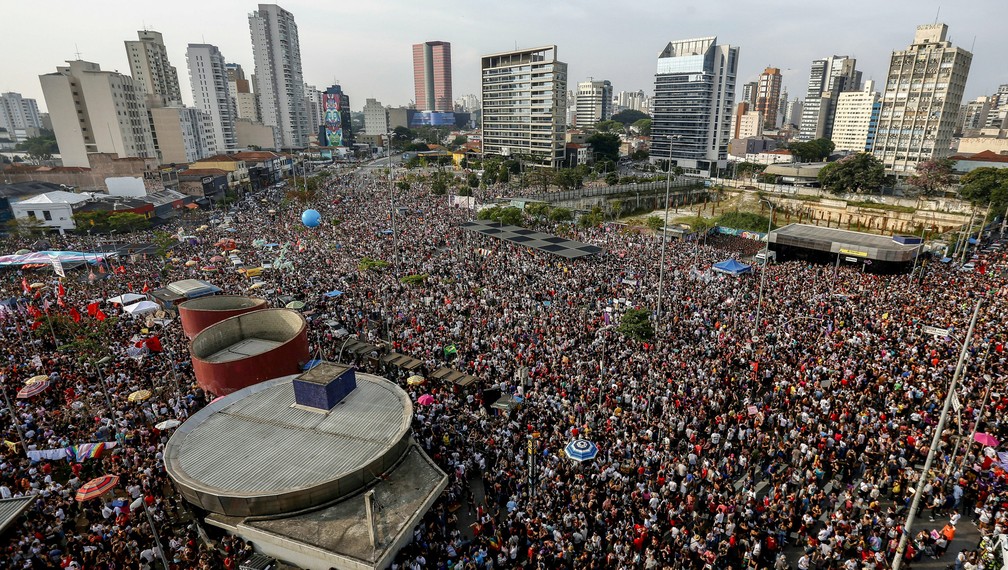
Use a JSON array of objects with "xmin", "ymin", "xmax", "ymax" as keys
[{"xmin": 712, "ymin": 259, "xmax": 752, "ymax": 275}]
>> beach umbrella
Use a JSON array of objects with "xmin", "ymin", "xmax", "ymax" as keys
[
  {"xmin": 15, "ymin": 249, "xmax": 31, "ymax": 255},
  {"xmin": 185, "ymin": 260, "xmax": 197, "ymax": 267},
  {"xmin": 247, "ymin": 283, "xmax": 265, "ymax": 290},
  {"xmin": 407, "ymin": 375, "xmax": 426, "ymax": 386},
  {"xmin": 201, "ymin": 266, "xmax": 217, "ymax": 272},
  {"xmin": 128, "ymin": 389, "xmax": 152, "ymax": 403},
  {"xmin": 975, "ymin": 432, "xmax": 1000, "ymax": 448},
  {"xmin": 285, "ymin": 300, "xmax": 305, "ymax": 310},
  {"xmin": 564, "ymin": 439, "xmax": 599, "ymax": 463},
  {"xmin": 17, "ymin": 379, "xmax": 50, "ymax": 399},
  {"xmin": 75, "ymin": 474, "xmax": 119, "ymax": 502},
  {"xmin": 30, "ymin": 282, "xmax": 45, "ymax": 289},
  {"xmin": 155, "ymin": 419, "xmax": 181, "ymax": 431},
  {"xmin": 26, "ymin": 374, "xmax": 50, "ymax": 385},
  {"xmin": 417, "ymin": 394, "xmax": 436, "ymax": 406},
  {"xmin": 210, "ymin": 255, "xmax": 225, "ymax": 263}
]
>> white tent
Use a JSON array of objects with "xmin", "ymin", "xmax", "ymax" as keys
[
  {"xmin": 124, "ymin": 301, "xmax": 160, "ymax": 316},
  {"xmin": 107, "ymin": 293, "xmax": 146, "ymax": 306}
]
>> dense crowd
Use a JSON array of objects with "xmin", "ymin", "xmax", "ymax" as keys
[{"xmin": 1, "ymin": 162, "xmax": 1007, "ymax": 570}]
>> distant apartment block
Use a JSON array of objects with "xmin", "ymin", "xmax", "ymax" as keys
[
  {"xmin": 831, "ymin": 80, "xmax": 881, "ymax": 153},
  {"xmin": 125, "ymin": 30, "xmax": 183, "ymax": 106},
  {"xmin": 0, "ymin": 92, "xmax": 44, "ymax": 142},
  {"xmin": 798, "ymin": 55, "xmax": 861, "ymax": 141},
  {"xmin": 575, "ymin": 78, "xmax": 612, "ymax": 129}
]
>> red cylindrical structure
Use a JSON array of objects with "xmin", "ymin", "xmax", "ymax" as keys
[
  {"xmin": 179, "ymin": 296, "xmax": 268, "ymax": 339},
  {"xmin": 190, "ymin": 309, "xmax": 309, "ymax": 396}
]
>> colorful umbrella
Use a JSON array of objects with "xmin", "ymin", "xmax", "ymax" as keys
[
  {"xmin": 128, "ymin": 389, "xmax": 152, "ymax": 403},
  {"xmin": 975, "ymin": 432, "xmax": 1000, "ymax": 448},
  {"xmin": 407, "ymin": 375, "xmax": 426, "ymax": 386},
  {"xmin": 417, "ymin": 394, "xmax": 436, "ymax": 406},
  {"xmin": 75, "ymin": 474, "xmax": 119, "ymax": 502},
  {"xmin": 564, "ymin": 439, "xmax": 599, "ymax": 462},
  {"xmin": 247, "ymin": 283, "xmax": 265, "ymax": 290},
  {"xmin": 155, "ymin": 419, "xmax": 181, "ymax": 430},
  {"xmin": 185, "ymin": 260, "xmax": 197, "ymax": 267},
  {"xmin": 210, "ymin": 255, "xmax": 225, "ymax": 263},
  {"xmin": 285, "ymin": 300, "xmax": 305, "ymax": 310},
  {"xmin": 17, "ymin": 380, "xmax": 50, "ymax": 399}
]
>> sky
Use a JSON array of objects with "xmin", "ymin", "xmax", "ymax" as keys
[{"xmin": 2, "ymin": 0, "xmax": 1005, "ymax": 114}]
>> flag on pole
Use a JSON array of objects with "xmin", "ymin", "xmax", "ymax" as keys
[
  {"xmin": 69, "ymin": 307, "xmax": 82, "ymax": 323},
  {"xmin": 57, "ymin": 282, "xmax": 65, "ymax": 298},
  {"xmin": 21, "ymin": 277, "xmax": 30, "ymax": 295},
  {"xmin": 87, "ymin": 302, "xmax": 99, "ymax": 317},
  {"xmin": 95, "ymin": 309, "xmax": 107, "ymax": 322},
  {"xmin": 51, "ymin": 256, "xmax": 65, "ymax": 278}
]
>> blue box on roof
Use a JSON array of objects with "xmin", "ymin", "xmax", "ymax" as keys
[
  {"xmin": 892, "ymin": 235, "xmax": 923, "ymax": 245},
  {"xmin": 293, "ymin": 362, "xmax": 357, "ymax": 411}
]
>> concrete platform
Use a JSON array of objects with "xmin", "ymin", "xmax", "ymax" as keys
[{"xmin": 204, "ymin": 338, "xmax": 283, "ymax": 363}]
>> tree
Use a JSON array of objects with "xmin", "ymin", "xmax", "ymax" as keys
[
  {"xmin": 390, "ymin": 126, "xmax": 413, "ymax": 149},
  {"xmin": 525, "ymin": 168, "xmax": 554, "ymax": 193},
  {"xmin": 907, "ymin": 158, "xmax": 956, "ymax": 197},
  {"xmin": 525, "ymin": 202, "xmax": 551, "ymax": 219},
  {"xmin": 619, "ymin": 308, "xmax": 654, "ymax": 341},
  {"xmin": 594, "ymin": 120, "xmax": 625, "ymax": 134},
  {"xmin": 15, "ymin": 135, "xmax": 59, "ymax": 163},
  {"xmin": 817, "ymin": 153, "xmax": 886, "ymax": 195},
  {"xmin": 959, "ymin": 167, "xmax": 1008, "ymax": 209},
  {"xmin": 610, "ymin": 199, "xmax": 624, "ymax": 219},
  {"xmin": 611, "ymin": 109, "xmax": 650, "ymax": 125},
  {"xmin": 5, "ymin": 216, "xmax": 47, "ymax": 236},
  {"xmin": 577, "ymin": 206, "xmax": 606, "ymax": 228},
  {"xmin": 587, "ymin": 132, "xmax": 621, "ymax": 163},
  {"xmin": 645, "ymin": 216, "xmax": 664, "ymax": 231},
  {"xmin": 152, "ymin": 230, "xmax": 176, "ymax": 258},
  {"xmin": 554, "ymin": 168, "xmax": 584, "ymax": 191},
  {"xmin": 788, "ymin": 138, "xmax": 834, "ymax": 162},
  {"xmin": 548, "ymin": 207, "xmax": 573, "ymax": 222},
  {"xmin": 735, "ymin": 162, "xmax": 766, "ymax": 180},
  {"xmin": 631, "ymin": 118, "xmax": 652, "ymax": 136}
]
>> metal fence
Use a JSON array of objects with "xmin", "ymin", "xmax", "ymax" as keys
[{"xmin": 519, "ymin": 177, "xmax": 699, "ymax": 204}]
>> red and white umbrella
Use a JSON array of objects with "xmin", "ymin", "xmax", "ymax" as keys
[
  {"xmin": 75, "ymin": 474, "xmax": 119, "ymax": 502},
  {"xmin": 17, "ymin": 379, "xmax": 50, "ymax": 399}
]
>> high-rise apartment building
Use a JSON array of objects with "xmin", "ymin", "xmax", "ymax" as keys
[
  {"xmin": 363, "ymin": 98, "xmax": 389, "ymax": 135},
  {"xmin": 318, "ymin": 85, "xmax": 352, "ymax": 147},
  {"xmin": 0, "ymin": 92, "xmax": 44, "ymax": 142},
  {"xmin": 226, "ymin": 63, "xmax": 260, "ymax": 122},
  {"xmin": 481, "ymin": 46, "xmax": 567, "ymax": 167},
  {"xmin": 454, "ymin": 94, "xmax": 480, "ymax": 113},
  {"xmin": 39, "ymin": 60, "xmax": 156, "ymax": 167},
  {"xmin": 735, "ymin": 111, "xmax": 763, "ymax": 139},
  {"xmin": 575, "ymin": 78, "xmax": 613, "ymax": 130},
  {"xmin": 873, "ymin": 24, "xmax": 972, "ymax": 175},
  {"xmin": 798, "ymin": 55, "xmax": 861, "ymax": 141},
  {"xmin": 652, "ymin": 36, "xmax": 738, "ymax": 173},
  {"xmin": 149, "ymin": 106, "xmax": 215, "ymax": 163},
  {"xmin": 784, "ymin": 99, "xmax": 803, "ymax": 128},
  {"xmin": 959, "ymin": 96, "xmax": 992, "ymax": 135},
  {"xmin": 776, "ymin": 89, "xmax": 789, "ymax": 129},
  {"xmin": 830, "ymin": 80, "xmax": 881, "ymax": 153},
  {"xmin": 740, "ymin": 81, "xmax": 758, "ymax": 106},
  {"xmin": 755, "ymin": 67, "xmax": 782, "ymax": 128},
  {"xmin": 249, "ymin": 3, "xmax": 309, "ymax": 148},
  {"xmin": 413, "ymin": 41, "xmax": 453, "ymax": 112},
  {"xmin": 615, "ymin": 90, "xmax": 650, "ymax": 114},
  {"xmin": 984, "ymin": 84, "xmax": 1008, "ymax": 130},
  {"xmin": 125, "ymin": 30, "xmax": 182, "ymax": 107},
  {"xmin": 186, "ymin": 44, "xmax": 237, "ymax": 154}
]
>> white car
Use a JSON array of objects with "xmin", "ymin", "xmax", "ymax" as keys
[{"xmin": 960, "ymin": 262, "xmax": 976, "ymax": 272}]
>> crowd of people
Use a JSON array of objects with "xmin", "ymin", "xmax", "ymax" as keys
[{"xmin": 1, "ymin": 161, "xmax": 1007, "ymax": 570}]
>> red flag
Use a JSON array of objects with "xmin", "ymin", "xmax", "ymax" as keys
[
  {"xmin": 57, "ymin": 282, "xmax": 65, "ymax": 298},
  {"xmin": 145, "ymin": 336, "xmax": 162, "ymax": 353},
  {"xmin": 126, "ymin": 282, "xmax": 133, "ymax": 292},
  {"xmin": 57, "ymin": 296, "xmax": 65, "ymax": 308},
  {"xmin": 98, "ymin": 264, "xmax": 105, "ymax": 274},
  {"xmin": 87, "ymin": 302, "xmax": 99, "ymax": 317},
  {"xmin": 69, "ymin": 307, "xmax": 82, "ymax": 323},
  {"xmin": 21, "ymin": 277, "xmax": 30, "ymax": 294},
  {"xmin": 116, "ymin": 265, "xmax": 126, "ymax": 275},
  {"xmin": 26, "ymin": 305, "xmax": 41, "ymax": 319},
  {"xmin": 95, "ymin": 309, "xmax": 107, "ymax": 322},
  {"xmin": 142, "ymin": 282, "xmax": 150, "ymax": 293},
  {"xmin": 30, "ymin": 320, "xmax": 42, "ymax": 331}
]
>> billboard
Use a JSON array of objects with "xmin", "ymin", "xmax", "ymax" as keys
[
  {"xmin": 323, "ymin": 94, "xmax": 343, "ymax": 147},
  {"xmin": 410, "ymin": 111, "xmax": 456, "ymax": 128}
]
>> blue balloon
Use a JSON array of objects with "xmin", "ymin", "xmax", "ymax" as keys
[{"xmin": 301, "ymin": 209, "xmax": 321, "ymax": 228}]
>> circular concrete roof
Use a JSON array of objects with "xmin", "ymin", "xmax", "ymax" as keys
[{"xmin": 164, "ymin": 372, "xmax": 413, "ymax": 517}]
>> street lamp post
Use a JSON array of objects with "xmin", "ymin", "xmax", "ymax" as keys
[
  {"xmin": 656, "ymin": 134, "xmax": 681, "ymax": 320},
  {"xmin": 338, "ymin": 334, "xmax": 359, "ymax": 363},
  {"xmin": 891, "ymin": 298, "xmax": 983, "ymax": 570},
  {"xmin": 130, "ymin": 497, "xmax": 172, "ymax": 570},
  {"xmin": 754, "ymin": 199, "xmax": 775, "ymax": 340}
]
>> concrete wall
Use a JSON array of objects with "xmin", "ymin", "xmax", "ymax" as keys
[{"xmin": 179, "ymin": 295, "xmax": 267, "ymax": 339}]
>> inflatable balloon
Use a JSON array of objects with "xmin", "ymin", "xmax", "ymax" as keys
[{"xmin": 301, "ymin": 209, "xmax": 321, "ymax": 228}]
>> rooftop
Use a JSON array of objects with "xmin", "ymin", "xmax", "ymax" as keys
[
  {"xmin": 460, "ymin": 220, "xmax": 604, "ymax": 259},
  {"xmin": 769, "ymin": 223, "xmax": 921, "ymax": 263}
]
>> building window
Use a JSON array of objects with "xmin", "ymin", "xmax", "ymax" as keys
[
  {"xmin": 26, "ymin": 211, "xmax": 35, "ymax": 219},
  {"xmin": 43, "ymin": 211, "xmax": 52, "ymax": 221}
]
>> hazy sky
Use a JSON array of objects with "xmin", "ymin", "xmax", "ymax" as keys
[{"xmin": 3, "ymin": 0, "xmax": 1005, "ymax": 113}]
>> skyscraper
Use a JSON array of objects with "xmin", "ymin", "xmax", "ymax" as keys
[
  {"xmin": 481, "ymin": 45, "xmax": 567, "ymax": 168},
  {"xmin": 318, "ymin": 84, "xmax": 352, "ymax": 147},
  {"xmin": 831, "ymin": 80, "xmax": 882, "ymax": 153},
  {"xmin": 575, "ymin": 79, "xmax": 613, "ymax": 129},
  {"xmin": 740, "ymin": 81, "xmax": 758, "ymax": 106},
  {"xmin": 755, "ymin": 67, "xmax": 782, "ymax": 128},
  {"xmin": 798, "ymin": 55, "xmax": 861, "ymax": 142},
  {"xmin": 186, "ymin": 44, "xmax": 237, "ymax": 154},
  {"xmin": 226, "ymin": 63, "xmax": 259, "ymax": 122},
  {"xmin": 652, "ymin": 36, "xmax": 738, "ymax": 173},
  {"xmin": 413, "ymin": 41, "xmax": 453, "ymax": 112},
  {"xmin": 39, "ymin": 60, "xmax": 156, "ymax": 167},
  {"xmin": 125, "ymin": 30, "xmax": 183, "ymax": 106},
  {"xmin": 873, "ymin": 24, "xmax": 972, "ymax": 175},
  {"xmin": 249, "ymin": 3, "xmax": 309, "ymax": 148},
  {"xmin": 0, "ymin": 92, "xmax": 43, "ymax": 142}
]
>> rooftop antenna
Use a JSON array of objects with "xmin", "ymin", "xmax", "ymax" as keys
[
  {"xmin": 971, "ymin": 35, "xmax": 976, "ymax": 52},
  {"xmin": 74, "ymin": 44, "xmax": 82, "ymax": 60},
  {"xmin": 934, "ymin": 6, "xmax": 940, "ymax": 24}
]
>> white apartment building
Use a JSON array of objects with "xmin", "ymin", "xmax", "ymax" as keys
[
  {"xmin": 226, "ymin": 63, "xmax": 260, "ymax": 122},
  {"xmin": 575, "ymin": 79, "xmax": 612, "ymax": 130},
  {"xmin": 734, "ymin": 111, "xmax": 763, "ymax": 139},
  {"xmin": 481, "ymin": 45, "xmax": 568, "ymax": 168},
  {"xmin": 0, "ymin": 92, "xmax": 43, "ymax": 142},
  {"xmin": 831, "ymin": 80, "xmax": 881, "ymax": 153},
  {"xmin": 249, "ymin": 3, "xmax": 309, "ymax": 148},
  {"xmin": 362, "ymin": 98, "xmax": 388, "ymax": 135},
  {"xmin": 125, "ymin": 30, "xmax": 182, "ymax": 106},
  {"xmin": 615, "ymin": 90, "xmax": 650, "ymax": 114},
  {"xmin": 39, "ymin": 60, "xmax": 156, "ymax": 168},
  {"xmin": 798, "ymin": 56, "xmax": 861, "ymax": 141},
  {"xmin": 186, "ymin": 44, "xmax": 237, "ymax": 154},
  {"xmin": 872, "ymin": 24, "xmax": 972, "ymax": 175},
  {"xmin": 304, "ymin": 84, "xmax": 323, "ymax": 132},
  {"xmin": 150, "ymin": 106, "xmax": 215, "ymax": 164},
  {"xmin": 652, "ymin": 36, "xmax": 738, "ymax": 173}
]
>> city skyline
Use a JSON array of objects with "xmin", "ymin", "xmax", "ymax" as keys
[{"xmin": 1, "ymin": 0, "xmax": 1005, "ymax": 115}]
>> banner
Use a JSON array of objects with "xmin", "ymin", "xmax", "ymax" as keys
[{"xmin": 50, "ymin": 256, "xmax": 65, "ymax": 277}]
